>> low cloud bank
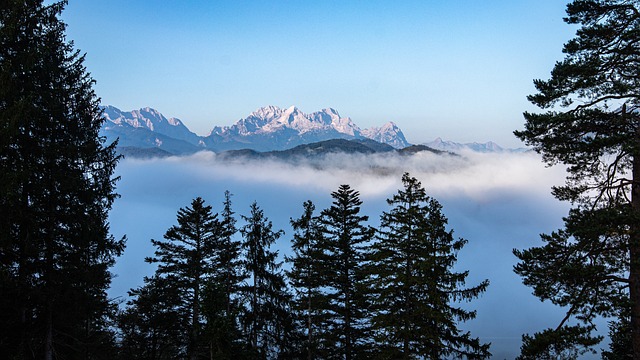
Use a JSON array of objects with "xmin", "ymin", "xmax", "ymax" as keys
[
  {"xmin": 109, "ymin": 150, "xmax": 596, "ymax": 359},
  {"xmin": 139, "ymin": 149, "xmax": 567, "ymax": 199}
]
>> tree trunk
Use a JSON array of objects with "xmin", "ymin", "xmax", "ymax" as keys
[
  {"xmin": 344, "ymin": 257, "xmax": 351, "ymax": 360},
  {"xmin": 252, "ymin": 266, "xmax": 258, "ymax": 351},
  {"xmin": 404, "ymin": 256, "xmax": 410, "ymax": 358},
  {"xmin": 307, "ymin": 284, "xmax": 312, "ymax": 360},
  {"xmin": 191, "ymin": 281, "xmax": 199, "ymax": 360},
  {"xmin": 45, "ymin": 299, "xmax": 53, "ymax": 360},
  {"xmin": 632, "ymin": 150, "xmax": 640, "ymax": 360}
]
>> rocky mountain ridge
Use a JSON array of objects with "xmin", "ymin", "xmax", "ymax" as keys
[{"xmin": 101, "ymin": 105, "xmax": 411, "ymax": 154}]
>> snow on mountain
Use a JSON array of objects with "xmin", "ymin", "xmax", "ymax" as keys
[
  {"xmin": 101, "ymin": 105, "xmax": 411, "ymax": 153},
  {"xmin": 424, "ymin": 138, "xmax": 527, "ymax": 153},
  {"xmin": 212, "ymin": 106, "xmax": 362, "ymax": 137},
  {"xmin": 100, "ymin": 105, "xmax": 528, "ymax": 157},
  {"xmin": 103, "ymin": 105, "xmax": 200, "ymax": 145},
  {"xmin": 361, "ymin": 122, "xmax": 410, "ymax": 149}
]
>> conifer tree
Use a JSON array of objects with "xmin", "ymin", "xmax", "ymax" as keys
[
  {"xmin": 239, "ymin": 202, "xmax": 295, "ymax": 359},
  {"xmin": 145, "ymin": 197, "xmax": 220, "ymax": 360},
  {"xmin": 202, "ymin": 191, "xmax": 246, "ymax": 359},
  {"xmin": 286, "ymin": 200, "xmax": 331, "ymax": 359},
  {"xmin": 0, "ymin": 1, "xmax": 124, "ymax": 358},
  {"xmin": 513, "ymin": 0, "xmax": 640, "ymax": 357},
  {"xmin": 118, "ymin": 275, "xmax": 187, "ymax": 360},
  {"xmin": 217, "ymin": 191, "xmax": 245, "ymax": 316},
  {"xmin": 318, "ymin": 184, "xmax": 375, "ymax": 359},
  {"xmin": 369, "ymin": 173, "xmax": 490, "ymax": 359}
]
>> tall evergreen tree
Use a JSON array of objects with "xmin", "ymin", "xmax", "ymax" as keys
[
  {"xmin": 369, "ymin": 173, "xmax": 490, "ymax": 359},
  {"xmin": 202, "ymin": 191, "xmax": 246, "ymax": 359},
  {"xmin": 286, "ymin": 200, "xmax": 331, "ymax": 359},
  {"xmin": 513, "ymin": 0, "xmax": 640, "ymax": 357},
  {"xmin": 217, "ymin": 191, "xmax": 245, "ymax": 316},
  {"xmin": 145, "ymin": 197, "xmax": 220, "ymax": 360},
  {"xmin": 0, "ymin": 1, "xmax": 124, "ymax": 358},
  {"xmin": 319, "ymin": 184, "xmax": 374, "ymax": 359},
  {"xmin": 239, "ymin": 202, "xmax": 295, "ymax": 359}
]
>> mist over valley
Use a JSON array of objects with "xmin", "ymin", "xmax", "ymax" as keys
[{"xmin": 108, "ymin": 147, "xmax": 577, "ymax": 359}]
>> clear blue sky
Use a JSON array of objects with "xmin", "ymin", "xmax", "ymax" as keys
[{"xmin": 61, "ymin": 1, "xmax": 575, "ymax": 147}]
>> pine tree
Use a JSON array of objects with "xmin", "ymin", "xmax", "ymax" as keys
[
  {"xmin": 513, "ymin": 0, "xmax": 640, "ymax": 357},
  {"xmin": 286, "ymin": 200, "xmax": 331, "ymax": 359},
  {"xmin": 145, "ymin": 197, "xmax": 220, "ymax": 360},
  {"xmin": 239, "ymin": 202, "xmax": 295, "ymax": 359},
  {"xmin": 318, "ymin": 184, "xmax": 375, "ymax": 359},
  {"xmin": 202, "ymin": 191, "xmax": 246, "ymax": 359},
  {"xmin": 369, "ymin": 173, "xmax": 490, "ymax": 359},
  {"xmin": 0, "ymin": 1, "xmax": 124, "ymax": 358}
]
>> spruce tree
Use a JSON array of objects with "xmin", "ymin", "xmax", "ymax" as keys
[
  {"xmin": 217, "ymin": 191, "xmax": 245, "ymax": 317},
  {"xmin": 202, "ymin": 191, "xmax": 246, "ymax": 359},
  {"xmin": 513, "ymin": 0, "xmax": 640, "ymax": 357},
  {"xmin": 239, "ymin": 202, "xmax": 295, "ymax": 359},
  {"xmin": 0, "ymin": 1, "xmax": 124, "ymax": 358},
  {"xmin": 286, "ymin": 200, "xmax": 331, "ymax": 359},
  {"xmin": 318, "ymin": 184, "xmax": 375, "ymax": 359},
  {"xmin": 145, "ymin": 197, "xmax": 220, "ymax": 360},
  {"xmin": 369, "ymin": 173, "xmax": 490, "ymax": 359}
]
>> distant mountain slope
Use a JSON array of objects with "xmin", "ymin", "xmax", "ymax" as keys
[
  {"xmin": 424, "ymin": 137, "xmax": 527, "ymax": 153},
  {"xmin": 99, "ymin": 126, "xmax": 201, "ymax": 155},
  {"xmin": 103, "ymin": 106, "xmax": 202, "ymax": 145},
  {"xmin": 117, "ymin": 146, "xmax": 173, "ymax": 159},
  {"xmin": 218, "ymin": 138, "xmax": 392, "ymax": 160},
  {"xmin": 397, "ymin": 144, "xmax": 450, "ymax": 156},
  {"xmin": 215, "ymin": 139, "xmax": 448, "ymax": 164},
  {"xmin": 101, "ymin": 105, "xmax": 411, "ymax": 154}
]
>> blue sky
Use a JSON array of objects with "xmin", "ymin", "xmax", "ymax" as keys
[{"xmin": 62, "ymin": 1, "xmax": 575, "ymax": 147}]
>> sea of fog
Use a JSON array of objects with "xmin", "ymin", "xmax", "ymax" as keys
[{"xmin": 107, "ymin": 150, "xmax": 607, "ymax": 359}]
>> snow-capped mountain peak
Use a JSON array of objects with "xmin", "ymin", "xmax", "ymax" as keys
[
  {"xmin": 249, "ymin": 105, "xmax": 283, "ymax": 120},
  {"xmin": 361, "ymin": 121, "xmax": 409, "ymax": 149},
  {"xmin": 101, "ymin": 105, "xmax": 200, "ymax": 145},
  {"xmin": 101, "ymin": 105, "xmax": 412, "ymax": 153}
]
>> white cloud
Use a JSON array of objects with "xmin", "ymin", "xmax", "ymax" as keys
[{"xmin": 134, "ymin": 149, "xmax": 566, "ymax": 200}]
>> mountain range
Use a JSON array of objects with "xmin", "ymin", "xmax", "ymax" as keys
[
  {"xmin": 423, "ymin": 137, "xmax": 527, "ymax": 153},
  {"xmin": 100, "ymin": 105, "xmax": 522, "ymax": 157},
  {"xmin": 100, "ymin": 105, "xmax": 410, "ymax": 155}
]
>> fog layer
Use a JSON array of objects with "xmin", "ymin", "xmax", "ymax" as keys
[{"xmin": 108, "ymin": 150, "xmax": 591, "ymax": 359}]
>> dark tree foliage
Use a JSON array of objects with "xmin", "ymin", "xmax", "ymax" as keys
[
  {"xmin": 216, "ymin": 191, "xmax": 245, "ymax": 316},
  {"xmin": 118, "ymin": 275, "xmax": 187, "ymax": 360},
  {"xmin": 239, "ymin": 202, "xmax": 296, "ymax": 359},
  {"xmin": 0, "ymin": 0, "xmax": 124, "ymax": 358},
  {"xmin": 369, "ymin": 173, "xmax": 490, "ymax": 360},
  {"xmin": 602, "ymin": 302, "xmax": 633, "ymax": 360},
  {"xmin": 513, "ymin": 0, "xmax": 640, "ymax": 357},
  {"xmin": 202, "ymin": 191, "xmax": 247, "ymax": 359},
  {"xmin": 286, "ymin": 200, "xmax": 332, "ymax": 359},
  {"xmin": 318, "ymin": 184, "xmax": 375, "ymax": 359},
  {"xmin": 517, "ymin": 325, "xmax": 601, "ymax": 360},
  {"xmin": 121, "ymin": 195, "xmax": 248, "ymax": 360},
  {"xmin": 145, "ymin": 197, "xmax": 221, "ymax": 360}
]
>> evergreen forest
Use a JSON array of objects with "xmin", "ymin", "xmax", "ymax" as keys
[{"xmin": 3, "ymin": 0, "xmax": 640, "ymax": 359}]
